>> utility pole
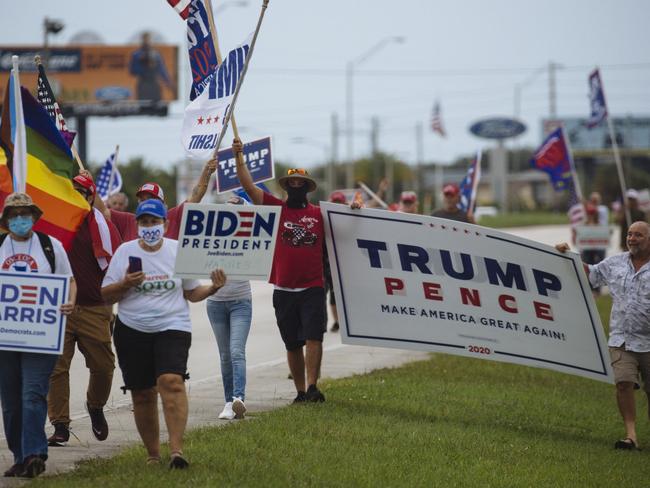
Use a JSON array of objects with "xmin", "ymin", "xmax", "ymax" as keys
[
  {"xmin": 330, "ymin": 113, "xmax": 339, "ymax": 193},
  {"xmin": 548, "ymin": 60, "xmax": 560, "ymax": 119},
  {"xmin": 415, "ymin": 121, "xmax": 423, "ymax": 205},
  {"xmin": 370, "ymin": 116, "xmax": 379, "ymax": 186}
]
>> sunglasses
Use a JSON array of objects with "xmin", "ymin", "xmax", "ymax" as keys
[{"xmin": 287, "ymin": 168, "xmax": 308, "ymax": 176}]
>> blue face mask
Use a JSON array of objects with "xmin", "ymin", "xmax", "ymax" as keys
[{"xmin": 8, "ymin": 216, "xmax": 33, "ymax": 237}]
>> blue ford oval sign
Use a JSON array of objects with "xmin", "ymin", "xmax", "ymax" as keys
[
  {"xmin": 95, "ymin": 86, "xmax": 131, "ymax": 102},
  {"xmin": 469, "ymin": 118, "xmax": 527, "ymax": 140}
]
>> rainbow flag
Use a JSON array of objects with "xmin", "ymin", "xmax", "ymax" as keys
[{"xmin": 1, "ymin": 82, "xmax": 89, "ymax": 248}]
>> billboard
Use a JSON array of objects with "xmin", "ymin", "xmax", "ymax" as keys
[
  {"xmin": 542, "ymin": 117, "xmax": 650, "ymax": 150},
  {"xmin": 0, "ymin": 45, "xmax": 179, "ymax": 108}
]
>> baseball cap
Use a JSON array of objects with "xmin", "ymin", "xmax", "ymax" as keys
[
  {"xmin": 135, "ymin": 199, "xmax": 167, "ymax": 220},
  {"xmin": 329, "ymin": 191, "xmax": 347, "ymax": 204},
  {"xmin": 443, "ymin": 184, "xmax": 460, "ymax": 196},
  {"xmin": 400, "ymin": 191, "xmax": 417, "ymax": 203},
  {"xmin": 136, "ymin": 182, "xmax": 165, "ymax": 202},
  {"xmin": 626, "ymin": 189, "xmax": 639, "ymax": 200},
  {"xmin": 73, "ymin": 174, "xmax": 97, "ymax": 197}
]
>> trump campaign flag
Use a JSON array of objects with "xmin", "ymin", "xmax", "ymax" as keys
[
  {"xmin": 530, "ymin": 127, "xmax": 573, "ymax": 191},
  {"xmin": 587, "ymin": 69, "xmax": 608, "ymax": 129},
  {"xmin": 458, "ymin": 150, "xmax": 481, "ymax": 213},
  {"xmin": 181, "ymin": 34, "xmax": 252, "ymax": 159},
  {"xmin": 95, "ymin": 151, "xmax": 122, "ymax": 201},
  {"xmin": 185, "ymin": 0, "xmax": 219, "ymax": 100}
]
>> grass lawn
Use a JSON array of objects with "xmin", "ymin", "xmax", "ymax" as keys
[
  {"xmin": 478, "ymin": 212, "xmax": 572, "ymax": 228},
  {"xmin": 35, "ymin": 295, "xmax": 649, "ymax": 487}
]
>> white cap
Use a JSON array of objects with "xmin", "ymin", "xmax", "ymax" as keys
[{"xmin": 626, "ymin": 189, "xmax": 639, "ymax": 200}]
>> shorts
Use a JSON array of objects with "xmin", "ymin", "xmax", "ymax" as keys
[
  {"xmin": 113, "ymin": 316, "xmax": 191, "ymax": 391},
  {"xmin": 273, "ymin": 287, "xmax": 326, "ymax": 351},
  {"xmin": 609, "ymin": 346, "xmax": 650, "ymax": 391}
]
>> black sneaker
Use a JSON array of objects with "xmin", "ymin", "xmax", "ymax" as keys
[
  {"xmin": 3, "ymin": 463, "xmax": 24, "ymax": 477},
  {"xmin": 86, "ymin": 402, "xmax": 109, "ymax": 441},
  {"xmin": 21, "ymin": 456, "xmax": 45, "ymax": 478},
  {"xmin": 330, "ymin": 322, "xmax": 339, "ymax": 332},
  {"xmin": 292, "ymin": 391, "xmax": 307, "ymax": 404},
  {"xmin": 169, "ymin": 454, "xmax": 189, "ymax": 470},
  {"xmin": 48, "ymin": 423, "xmax": 69, "ymax": 447},
  {"xmin": 305, "ymin": 384, "xmax": 325, "ymax": 403}
]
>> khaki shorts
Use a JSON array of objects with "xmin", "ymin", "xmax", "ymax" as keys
[{"xmin": 609, "ymin": 347, "xmax": 650, "ymax": 391}]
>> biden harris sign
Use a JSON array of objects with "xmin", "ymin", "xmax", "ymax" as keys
[
  {"xmin": 175, "ymin": 203, "xmax": 280, "ymax": 281},
  {"xmin": 321, "ymin": 203, "xmax": 613, "ymax": 383},
  {"xmin": 0, "ymin": 272, "xmax": 69, "ymax": 354}
]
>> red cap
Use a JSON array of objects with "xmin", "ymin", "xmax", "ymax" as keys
[
  {"xmin": 443, "ymin": 184, "xmax": 460, "ymax": 196},
  {"xmin": 136, "ymin": 182, "xmax": 165, "ymax": 202},
  {"xmin": 585, "ymin": 203, "xmax": 598, "ymax": 215},
  {"xmin": 73, "ymin": 174, "xmax": 96, "ymax": 197},
  {"xmin": 400, "ymin": 191, "xmax": 417, "ymax": 203},
  {"xmin": 329, "ymin": 191, "xmax": 347, "ymax": 204}
]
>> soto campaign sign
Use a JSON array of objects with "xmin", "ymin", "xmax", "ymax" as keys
[
  {"xmin": 0, "ymin": 272, "xmax": 69, "ymax": 354},
  {"xmin": 321, "ymin": 203, "xmax": 613, "ymax": 383},
  {"xmin": 175, "ymin": 203, "xmax": 280, "ymax": 280}
]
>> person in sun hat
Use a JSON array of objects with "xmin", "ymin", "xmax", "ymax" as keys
[
  {"xmin": 234, "ymin": 138, "xmax": 327, "ymax": 404},
  {"xmin": 431, "ymin": 183, "xmax": 475, "ymax": 223},
  {"xmin": 47, "ymin": 173, "xmax": 121, "ymax": 449},
  {"xmin": 0, "ymin": 192, "xmax": 76, "ymax": 478},
  {"xmin": 101, "ymin": 198, "xmax": 227, "ymax": 469}
]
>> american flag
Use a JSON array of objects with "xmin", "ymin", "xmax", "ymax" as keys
[
  {"xmin": 431, "ymin": 101, "xmax": 446, "ymax": 137},
  {"xmin": 167, "ymin": 0, "xmax": 192, "ymax": 19},
  {"xmin": 96, "ymin": 152, "xmax": 122, "ymax": 201},
  {"xmin": 458, "ymin": 150, "xmax": 481, "ymax": 213},
  {"xmin": 586, "ymin": 69, "xmax": 608, "ymax": 129},
  {"xmin": 567, "ymin": 180, "xmax": 585, "ymax": 227},
  {"xmin": 36, "ymin": 63, "xmax": 75, "ymax": 147}
]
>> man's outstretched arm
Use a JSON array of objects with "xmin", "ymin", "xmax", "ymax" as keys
[
  {"xmin": 187, "ymin": 157, "xmax": 218, "ymax": 203},
  {"xmin": 233, "ymin": 138, "xmax": 263, "ymax": 205}
]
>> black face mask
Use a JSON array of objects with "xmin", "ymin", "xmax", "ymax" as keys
[{"xmin": 286, "ymin": 185, "xmax": 309, "ymax": 208}]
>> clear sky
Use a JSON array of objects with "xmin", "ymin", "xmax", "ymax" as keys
[{"xmin": 2, "ymin": 0, "xmax": 649, "ymax": 171}]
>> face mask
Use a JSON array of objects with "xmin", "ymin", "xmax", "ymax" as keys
[
  {"xmin": 138, "ymin": 224, "xmax": 164, "ymax": 246},
  {"xmin": 8, "ymin": 216, "xmax": 33, "ymax": 237},
  {"xmin": 286, "ymin": 185, "xmax": 308, "ymax": 208}
]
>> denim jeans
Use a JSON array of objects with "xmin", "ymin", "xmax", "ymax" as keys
[
  {"xmin": 206, "ymin": 299, "xmax": 252, "ymax": 403},
  {"xmin": 0, "ymin": 351, "xmax": 58, "ymax": 463}
]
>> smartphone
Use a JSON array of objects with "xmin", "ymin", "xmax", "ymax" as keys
[{"xmin": 128, "ymin": 256, "xmax": 143, "ymax": 273}]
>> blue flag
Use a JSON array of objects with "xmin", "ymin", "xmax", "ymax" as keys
[
  {"xmin": 96, "ymin": 152, "xmax": 122, "ymax": 200},
  {"xmin": 186, "ymin": 0, "xmax": 219, "ymax": 100},
  {"xmin": 234, "ymin": 182, "xmax": 270, "ymax": 203},
  {"xmin": 587, "ymin": 69, "xmax": 607, "ymax": 129},
  {"xmin": 530, "ymin": 128, "xmax": 573, "ymax": 191},
  {"xmin": 458, "ymin": 150, "xmax": 481, "ymax": 213}
]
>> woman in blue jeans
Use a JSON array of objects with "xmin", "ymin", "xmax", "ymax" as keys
[
  {"xmin": 206, "ymin": 196, "xmax": 253, "ymax": 420},
  {"xmin": 0, "ymin": 193, "xmax": 76, "ymax": 478}
]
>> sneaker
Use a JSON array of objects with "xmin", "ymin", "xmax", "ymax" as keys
[
  {"xmin": 305, "ymin": 384, "xmax": 325, "ymax": 403},
  {"xmin": 48, "ymin": 423, "xmax": 70, "ymax": 447},
  {"xmin": 169, "ymin": 453, "xmax": 189, "ymax": 470},
  {"xmin": 218, "ymin": 402, "xmax": 235, "ymax": 420},
  {"xmin": 21, "ymin": 456, "xmax": 45, "ymax": 478},
  {"xmin": 3, "ymin": 463, "xmax": 23, "ymax": 477},
  {"xmin": 232, "ymin": 397, "xmax": 247, "ymax": 419},
  {"xmin": 330, "ymin": 322, "xmax": 339, "ymax": 332},
  {"xmin": 292, "ymin": 391, "xmax": 307, "ymax": 404},
  {"xmin": 86, "ymin": 402, "xmax": 109, "ymax": 441}
]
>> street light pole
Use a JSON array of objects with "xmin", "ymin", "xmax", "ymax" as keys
[{"xmin": 345, "ymin": 36, "xmax": 404, "ymax": 189}]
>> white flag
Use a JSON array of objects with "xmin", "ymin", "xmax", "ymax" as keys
[{"xmin": 181, "ymin": 34, "xmax": 252, "ymax": 159}]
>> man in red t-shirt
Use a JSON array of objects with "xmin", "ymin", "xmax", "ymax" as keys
[
  {"xmin": 234, "ymin": 139, "xmax": 327, "ymax": 403},
  {"xmin": 48, "ymin": 174, "xmax": 122, "ymax": 447},
  {"xmin": 103, "ymin": 158, "xmax": 217, "ymax": 241}
]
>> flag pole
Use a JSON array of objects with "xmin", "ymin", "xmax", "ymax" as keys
[
  {"xmin": 358, "ymin": 181, "xmax": 388, "ymax": 209},
  {"xmin": 34, "ymin": 55, "xmax": 84, "ymax": 170},
  {"xmin": 10, "ymin": 56, "xmax": 27, "ymax": 193},
  {"xmin": 561, "ymin": 126, "xmax": 583, "ymax": 202},
  {"xmin": 203, "ymin": 0, "xmax": 241, "ymax": 140},
  {"xmin": 210, "ymin": 0, "xmax": 270, "ymax": 159},
  {"xmin": 107, "ymin": 144, "xmax": 120, "ymax": 198},
  {"xmin": 606, "ymin": 116, "xmax": 630, "ymax": 226}
]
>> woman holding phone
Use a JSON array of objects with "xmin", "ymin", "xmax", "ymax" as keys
[{"xmin": 101, "ymin": 199, "xmax": 226, "ymax": 469}]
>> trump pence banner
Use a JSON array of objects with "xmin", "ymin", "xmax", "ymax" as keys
[
  {"xmin": 175, "ymin": 203, "xmax": 280, "ymax": 280},
  {"xmin": 321, "ymin": 203, "xmax": 613, "ymax": 383},
  {"xmin": 216, "ymin": 136, "xmax": 273, "ymax": 193},
  {"xmin": 0, "ymin": 272, "xmax": 69, "ymax": 354}
]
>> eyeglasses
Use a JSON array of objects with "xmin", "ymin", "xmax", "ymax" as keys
[
  {"xmin": 287, "ymin": 168, "xmax": 308, "ymax": 176},
  {"xmin": 75, "ymin": 187, "xmax": 92, "ymax": 198}
]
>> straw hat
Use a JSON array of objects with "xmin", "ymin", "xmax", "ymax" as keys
[{"xmin": 277, "ymin": 168, "xmax": 317, "ymax": 193}]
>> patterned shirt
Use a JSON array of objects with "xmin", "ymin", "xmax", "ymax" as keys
[{"xmin": 589, "ymin": 253, "xmax": 650, "ymax": 352}]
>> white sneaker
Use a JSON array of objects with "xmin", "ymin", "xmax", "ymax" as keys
[
  {"xmin": 219, "ymin": 402, "xmax": 235, "ymax": 420},
  {"xmin": 232, "ymin": 397, "xmax": 247, "ymax": 419}
]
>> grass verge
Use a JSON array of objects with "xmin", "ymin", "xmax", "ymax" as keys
[
  {"xmin": 35, "ymin": 295, "xmax": 649, "ymax": 487},
  {"xmin": 479, "ymin": 212, "xmax": 572, "ymax": 228}
]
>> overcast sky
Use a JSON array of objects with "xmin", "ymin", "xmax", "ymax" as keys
[{"xmin": 2, "ymin": 0, "xmax": 650, "ymax": 172}]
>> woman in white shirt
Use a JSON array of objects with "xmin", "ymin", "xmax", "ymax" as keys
[{"xmin": 101, "ymin": 199, "xmax": 225, "ymax": 469}]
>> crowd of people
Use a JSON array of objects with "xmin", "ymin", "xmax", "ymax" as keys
[{"xmin": 1, "ymin": 138, "xmax": 649, "ymax": 478}]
